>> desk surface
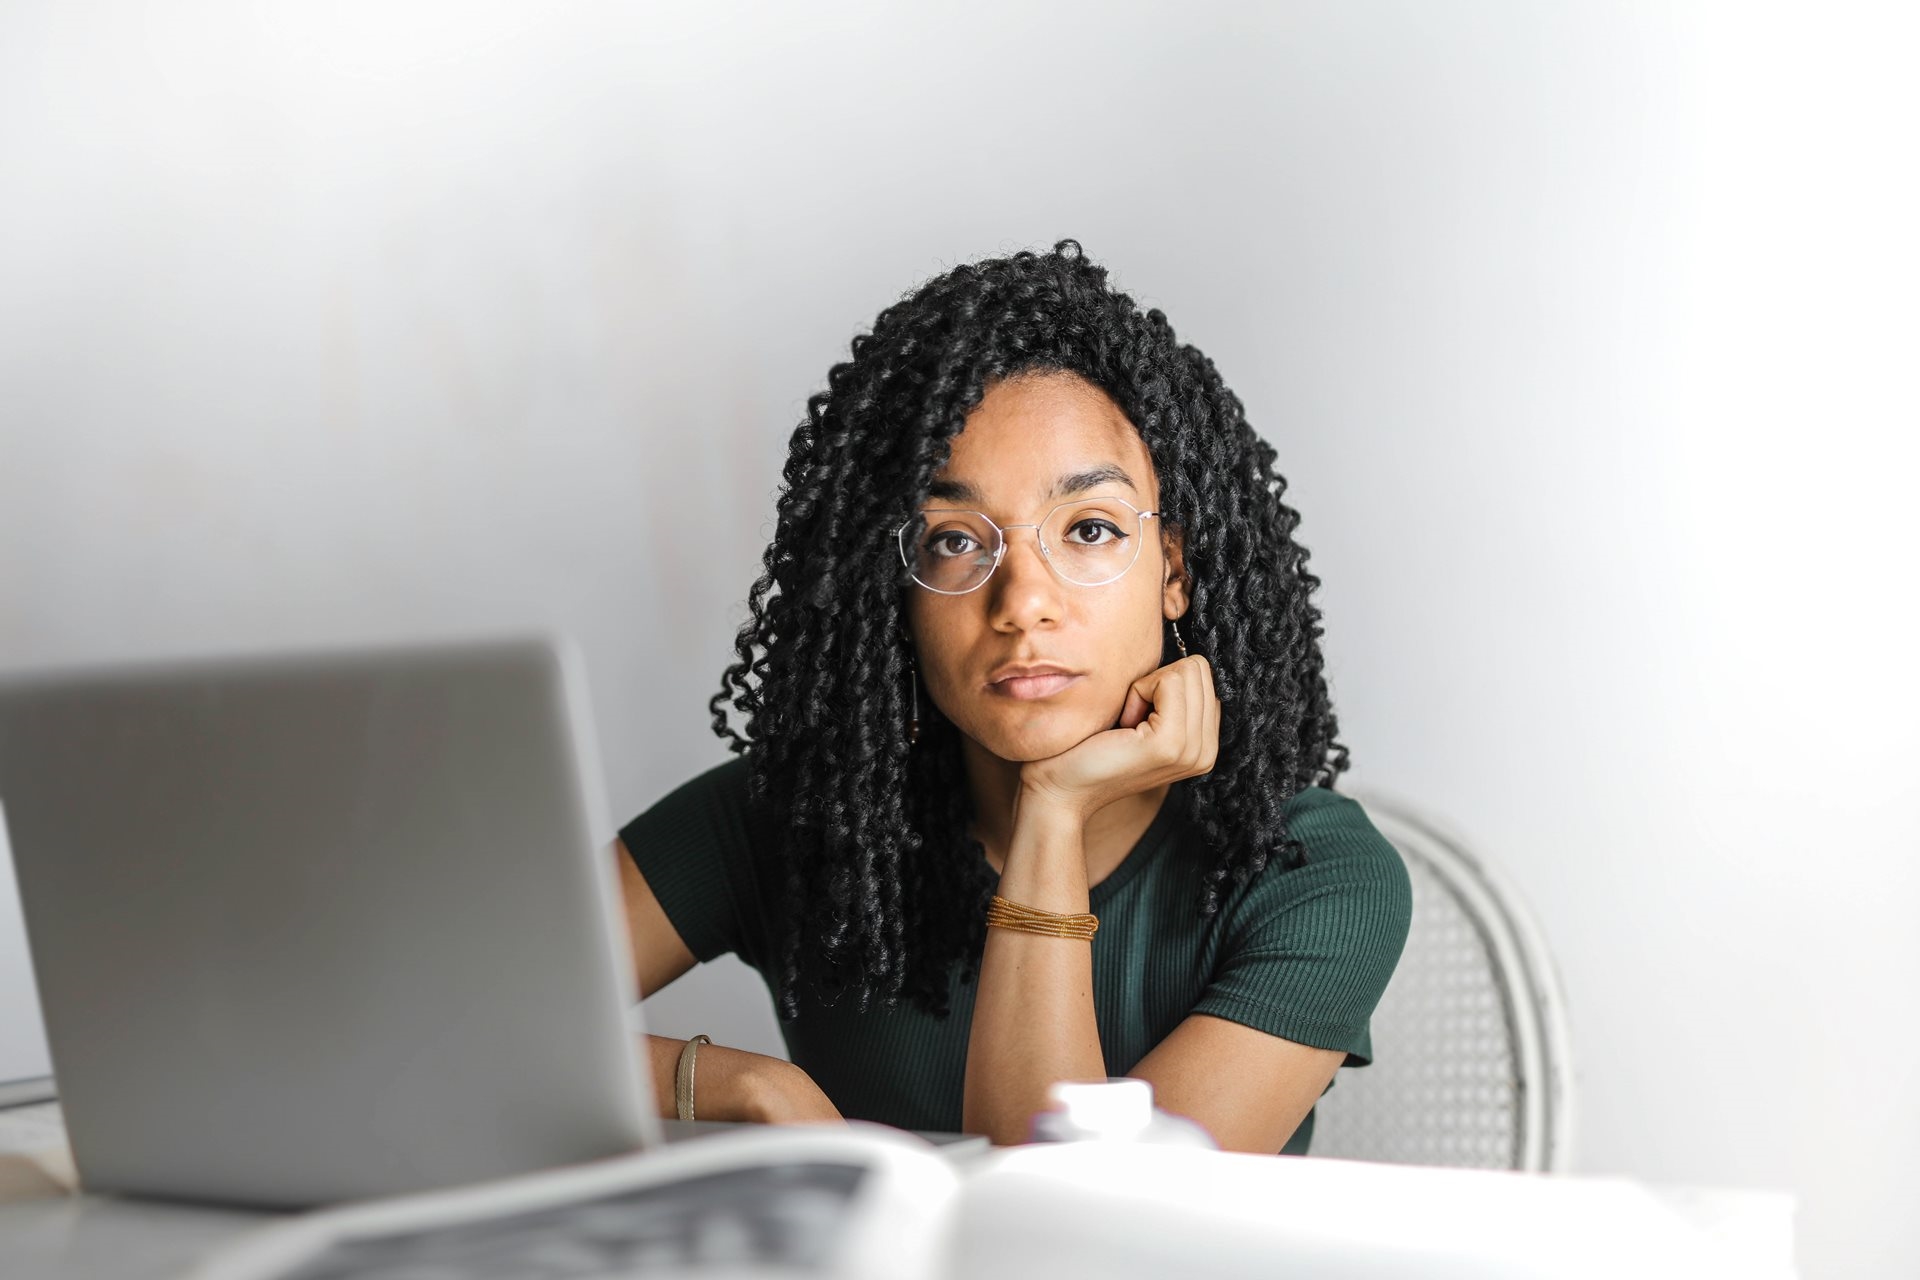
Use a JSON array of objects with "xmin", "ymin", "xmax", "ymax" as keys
[{"xmin": 1, "ymin": 1104, "xmax": 1796, "ymax": 1280}]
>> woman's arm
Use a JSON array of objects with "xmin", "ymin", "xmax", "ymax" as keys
[
  {"xmin": 614, "ymin": 841, "xmax": 843, "ymax": 1125},
  {"xmin": 614, "ymin": 840, "xmax": 700, "ymax": 996},
  {"xmin": 1128, "ymin": 1015, "xmax": 1344, "ymax": 1153},
  {"xmin": 961, "ymin": 657, "xmax": 1220, "ymax": 1145},
  {"xmin": 963, "ymin": 789, "xmax": 1348, "ymax": 1150},
  {"xmin": 960, "ymin": 795, "xmax": 1106, "ymax": 1143},
  {"xmin": 959, "ymin": 655, "xmax": 1385, "ymax": 1152}
]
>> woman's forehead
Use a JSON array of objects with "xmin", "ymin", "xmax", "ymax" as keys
[{"xmin": 931, "ymin": 374, "xmax": 1157, "ymax": 509}]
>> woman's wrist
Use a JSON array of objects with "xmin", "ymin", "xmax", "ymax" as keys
[
  {"xmin": 1000, "ymin": 786, "xmax": 1093, "ymax": 911},
  {"xmin": 1012, "ymin": 777, "xmax": 1095, "ymax": 838},
  {"xmin": 679, "ymin": 1043, "xmax": 843, "ymax": 1124},
  {"xmin": 645, "ymin": 1035, "xmax": 780, "ymax": 1123}
]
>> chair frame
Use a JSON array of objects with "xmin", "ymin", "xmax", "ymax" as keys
[{"xmin": 1347, "ymin": 789, "xmax": 1578, "ymax": 1173}]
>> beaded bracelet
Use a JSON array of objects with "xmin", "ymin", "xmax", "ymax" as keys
[{"xmin": 985, "ymin": 894, "xmax": 1099, "ymax": 941}]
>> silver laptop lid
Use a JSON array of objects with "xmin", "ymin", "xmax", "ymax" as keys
[{"xmin": 0, "ymin": 636, "xmax": 659, "ymax": 1207}]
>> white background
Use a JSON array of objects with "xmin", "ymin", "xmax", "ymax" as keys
[{"xmin": 1, "ymin": 3, "xmax": 1914, "ymax": 1276}]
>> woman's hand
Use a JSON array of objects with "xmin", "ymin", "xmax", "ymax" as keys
[{"xmin": 1019, "ymin": 653, "xmax": 1220, "ymax": 823}]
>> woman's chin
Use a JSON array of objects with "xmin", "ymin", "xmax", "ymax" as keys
[{"xmin": 965, "ymin": 709, "xmax": 1113, "ymax": 764}]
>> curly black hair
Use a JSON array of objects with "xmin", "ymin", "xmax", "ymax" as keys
[{"xmin": 710, "ymin": 239, "xmax": 1348, "ymax": 1020}]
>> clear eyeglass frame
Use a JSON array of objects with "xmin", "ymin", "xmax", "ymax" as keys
[{"xmin": 894, "ymin": 495, "xmax": 1163, "ymax": 596}]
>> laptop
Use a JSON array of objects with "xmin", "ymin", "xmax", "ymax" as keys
[{"xmin": 0, "ymin": 636, "xmax": 982, "ymax": 1212}]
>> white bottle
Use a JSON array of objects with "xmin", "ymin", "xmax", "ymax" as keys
[{"xmin": 1029, "ymin": 1077, "xmax": 1217, "ymax": 1148}]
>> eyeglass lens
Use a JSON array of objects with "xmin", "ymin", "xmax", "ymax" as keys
[{"xmin": 900, "ymin": 499, "xmax": 1146, "ymax": 593}]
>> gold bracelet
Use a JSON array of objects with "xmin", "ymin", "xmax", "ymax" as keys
[
  {"xmin": 674, "ymin": 1034, "xmax": 711, "ymax": 1122},
  {"xmin": 985, "ymin": 894, "xmax": 1099, "ymax": 941}
]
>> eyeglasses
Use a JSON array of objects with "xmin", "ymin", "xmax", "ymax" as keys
[{"xmin": 895, "ymin": 496, "xmax": 1162, "ymax": 595}]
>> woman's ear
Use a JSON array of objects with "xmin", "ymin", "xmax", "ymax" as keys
[{"xmin": 1161, "ymin": 529, "xmax": 1191, "ymax": 620}]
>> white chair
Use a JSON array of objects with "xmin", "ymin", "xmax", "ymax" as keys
[{"xmin": 1309, "ymin": 793, "xmax": 1575, "ymax": 1172}]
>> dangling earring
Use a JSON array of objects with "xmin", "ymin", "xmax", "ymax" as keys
[
  {"xmin": 1170, "ymin": 618, "xmax": 1189, "ymax": 660},
  {"xmin": 906, "ymin": 651, "xmax": 921, "ymax": 746}
]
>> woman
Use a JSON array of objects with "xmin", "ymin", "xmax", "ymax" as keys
[{"xmin": 615, "ymin": 240, "xmax": 1412, "ymax": 1155}]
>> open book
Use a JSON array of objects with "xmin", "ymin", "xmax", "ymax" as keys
[
  {"xmin": 188, "ymin": 1122, "xmax": 969, "ymax": 1280},
  {"xmin": 43, "ymin": 1109, "xmax": 1780, "ymax": 1280}
]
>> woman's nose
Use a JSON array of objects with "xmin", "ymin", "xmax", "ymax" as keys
[{"xmin": 986, "ymin": 526, "xmax": 1062, "ymax": 630}]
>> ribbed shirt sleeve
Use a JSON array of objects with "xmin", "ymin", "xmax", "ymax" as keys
[
  {"xmin": 616, "ymin": 758, "xmax": 754, "ymax": 966},
  {"xmin": 1192, "ymin": 788, "xmax": 1413, "ymax": 1065}
]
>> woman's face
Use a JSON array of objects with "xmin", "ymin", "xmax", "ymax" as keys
[{"xmin": 905, "ymin": 371, "xmax": 1188, "ymax": 763}]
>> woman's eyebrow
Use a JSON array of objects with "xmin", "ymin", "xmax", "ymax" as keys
[
  {"xmin": 926, "ymin": 477, "xmax": 979, "ymax": 503},
  {"xmin": 1048, "ymin": 464, "xmax": 1137, "ymax": 500},
  {"xmin": 924, "ymin": 465, "xmax": 1137, "ymax": 507}
]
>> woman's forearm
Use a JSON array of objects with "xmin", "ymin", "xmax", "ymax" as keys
[{"xmin": 961, "ymin": 795, "xmax": 1107, "ymax": 1143}]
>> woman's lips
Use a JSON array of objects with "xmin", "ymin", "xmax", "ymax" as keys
[{"xmin": 987, "ymin": 673, "xmax": 1082, "ymax": 700}]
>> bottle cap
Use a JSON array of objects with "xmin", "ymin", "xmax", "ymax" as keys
[{"xmin": 1045, "ymin": 1077, "xmax": 1154, "ymax": 1138}]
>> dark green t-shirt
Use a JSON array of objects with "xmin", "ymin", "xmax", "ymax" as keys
[{"xmin": 620, "ymin": 757, "xmax": 1412, "ymax": 1155}]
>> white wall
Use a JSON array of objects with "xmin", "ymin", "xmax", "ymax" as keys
[{"xmin": 2, "ymin": 3, "xmax": 1913, "ymax": 1276}]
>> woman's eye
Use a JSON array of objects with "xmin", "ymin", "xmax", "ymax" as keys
[
  {"xmin": 1064, "ymin": 519, "xmax": 1124, "ymax": 546},
  {"xmin": 926, "ymin": 531, "xmax": 979, "ymax": 558}
]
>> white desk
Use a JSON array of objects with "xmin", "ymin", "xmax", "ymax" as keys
[{"xmin": 1, "ymin": 1104, "xmax": 1796, "ymax": 1280}]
